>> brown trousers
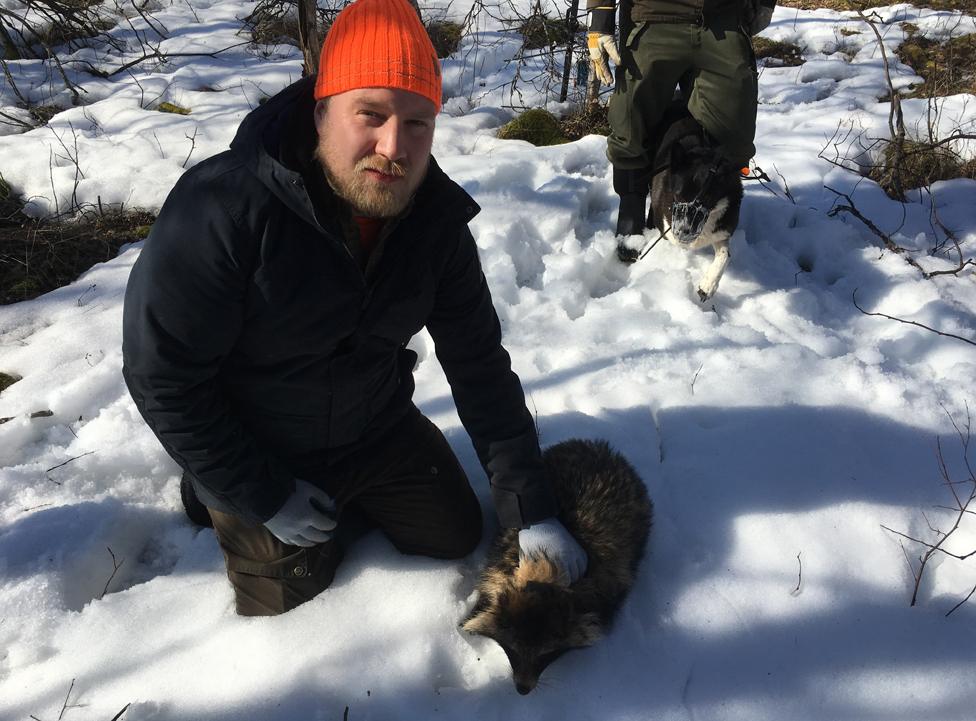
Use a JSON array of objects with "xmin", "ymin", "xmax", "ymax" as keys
[{"xmin": 209, "ymin": 408, "xmax": 483, "ymax": 616}]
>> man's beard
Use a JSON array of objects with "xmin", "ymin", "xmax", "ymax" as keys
[{"xmin": 315, "ymin": 147, "xmax": 424, "ymax": 219}]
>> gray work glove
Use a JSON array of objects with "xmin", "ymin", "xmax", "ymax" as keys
[
  {"xmin": 263, "ymin": 479, "xmax": 337, "ymax": 547},
  {"xmin": 588, "ymin": 31, "xmax": 621, "ymax": 86},
  {"xmin": 518, "ymin": 518, "xmax": 588, "ymax": 583},
  {"xmin": 750, "ymin": 5, "xmax": 774, "ymax": 35}
]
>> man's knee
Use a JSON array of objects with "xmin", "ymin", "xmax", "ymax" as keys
[
  {"xmin": 210, "ymin": 508, "xmax": 343, "ymax": 616},
  {"xmin": 392, "ymin": 504, "xmax": 483, "ymax": 560}
]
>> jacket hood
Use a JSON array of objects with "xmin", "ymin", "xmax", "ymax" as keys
[{"xmin": 229, "ymin": 76, "xmax": 479, "ymax": 229}]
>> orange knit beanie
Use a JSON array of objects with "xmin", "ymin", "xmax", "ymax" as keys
[{"xmin": 314, "ymin": 0, "xmax": 442, "ymax": 112}]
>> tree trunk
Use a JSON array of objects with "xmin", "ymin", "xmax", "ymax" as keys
[{"xmin": 298, "ymin": 0, "xmax": 320, "ymax": 77}]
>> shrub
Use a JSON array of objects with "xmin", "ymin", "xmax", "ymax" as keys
[
  {"xmin": 427, "ymin": 20, "xmax": 463, "ymax": 59},
  {"xmin": 870, "ymin": 139, "xmax": 976, "ymax": 197},
  {"xmin": 519, "ymin": 13, "xmax": 577, "ymax": 51},
  {"xmin": 498, "ymin": 108, "xmax": 568, "ymax": 146},
  {"xmin": 559, "ymin": 102, "xmax": 610, "ymax": 141}
]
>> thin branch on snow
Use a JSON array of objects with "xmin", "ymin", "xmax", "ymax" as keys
[
  {"xmin": 99, "ymin": 547, "xmax": 125, "ymax": 600},
  {"xmin": 881, "ymin": 405, "xmax": 976, "ymax": 612},
  {"xmin": 58, "ymin": 678, "xmax": 75, "ymax": 720},
  {"xmin": 852, "ymin": 289, "xmax": 976, "ymax": 347}
]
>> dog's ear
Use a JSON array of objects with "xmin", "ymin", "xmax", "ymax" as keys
[
  {"xmin": 461, "ymin": 608, "xmax": 498, "ymax": 637},
  {"xmin": 670, "ymin": 139, "xmax": 689, "ymax": 167}
]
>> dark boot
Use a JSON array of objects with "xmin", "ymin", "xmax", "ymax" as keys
[
  {"xmin": 615, "ymin": 192, "xmax": 648, "ymax": 237},
  {"xmin": 613, "ymin": 166, "xmax": 652, "ymax": 263}
]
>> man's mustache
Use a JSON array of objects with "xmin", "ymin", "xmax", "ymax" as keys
[{"xmin": 356, "ymin": 156, "xmax": 408, "ymax": 177}]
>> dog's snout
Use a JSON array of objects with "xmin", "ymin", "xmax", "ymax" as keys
[
  {"xmin": 671, "ymin": 200, "xmax": 708, "ymax": 243},
  {"xmin": 515, "ymin": 682, "xmax": 534, "ymax": 695}
]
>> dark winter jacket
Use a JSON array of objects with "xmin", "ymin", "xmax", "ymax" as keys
[
  {"xmin": 587, "ymin": 0, "xmax": 776, "ymax": 33},
  {"xmin": 122, "ymin": 77, "xmax": 556, "ymax": 529}
]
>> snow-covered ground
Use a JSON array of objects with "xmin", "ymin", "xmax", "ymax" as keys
[{"xmin": 2, "ymin": 2, "xmax": 976, "ymax": 720}]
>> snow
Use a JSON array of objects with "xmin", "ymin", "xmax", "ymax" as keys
[{"xmin": 2, "ymin": 2, "xmax": 976, "ymax": 720}]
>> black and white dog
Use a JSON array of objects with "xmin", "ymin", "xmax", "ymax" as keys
[{"xmin": 619, "ymin": 102, "xmax": 744, "ymax": 302}]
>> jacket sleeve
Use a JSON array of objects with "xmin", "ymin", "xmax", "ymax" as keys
[
  {"xmin": 586, "ymin": 0, "xmax": 616, "ymax": 34},
  {"xmin": 122, "ymin": 168, "xmax": 293, "ymax": 524},
  {"xmin": 425, "ymin": 227, "xmax": 558, "ymax": 529}
]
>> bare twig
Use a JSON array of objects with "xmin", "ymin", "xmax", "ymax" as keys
[
  {"xmin": 946, "ymin": 583, "xmax": 976, "ymax": 617},
  {"xmin": 45, "ymin": 450, "xmax": 96, "ymax": 473},
  {"xmin": 791, "ymin": 552, "xmax": 803, "ymax": 596},
  {"xmin": 108, "ymin": 704, "xmax": 132, "ymax": 721},
  {"xmin": 182, "ymin": 126, "xmax": 199, "ymax": 168},
  {"xmin": 58, "ymin": 678, "xmax": 76, "ymax": 720},
  {"xmin": 882, "ymin": 406, "xmax": 976, "ymax": 612},
  {"xmin": 825, "ymin": 186, "xmax": 930, "ymax": 276},
  {"xmin": 852, "ymin": 288, "xmax": 976, "ymax": 347},
  {"xmin": 99, "ymin": 547, "xmax": 125, "ymax": 599},
  {"xmin": 690, "ymin": 363, "xmax": 704, "ymax": 395}
]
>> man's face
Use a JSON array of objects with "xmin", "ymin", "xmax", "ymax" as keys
[{"xmin": 314, "ymin": 87, "xmax": 436, "ymax": 218}]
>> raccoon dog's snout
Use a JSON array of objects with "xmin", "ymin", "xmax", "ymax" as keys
[{"xmin": 461, "ymin": 439, "xmax": 653, "ymax": 694}]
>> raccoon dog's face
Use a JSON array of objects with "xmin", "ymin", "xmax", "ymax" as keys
[
  {"xmin": 462, "ymin": 574, "xmax": 602, "ymax": 695},
  {"xmin": 668, "ymin": 144, "xmax": 732, "ymax": 245}
]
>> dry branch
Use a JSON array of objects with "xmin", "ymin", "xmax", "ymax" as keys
[
  {"xmin": 882, "ymin": 405, "xmax": 976, "ymax": 613},
  {"xmin": 852, "ymin": 288, "xmax": 976, "ymax": 347}
]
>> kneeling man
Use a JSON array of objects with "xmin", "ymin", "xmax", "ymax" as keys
[{"xmin": 122, "ymin": 0, "xmax": 585, "ymax": 616}]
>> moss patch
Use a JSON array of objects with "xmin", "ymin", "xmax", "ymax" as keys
[
  {"xmin": 157, "ymin": 102, "xmax": 191, "ymax": 115},
  {"xmin": 498, "ymin": 108, "xmax": 568, "ymax": 146}
]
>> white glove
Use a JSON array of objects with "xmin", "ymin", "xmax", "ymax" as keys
[
  {"xmin": 750, "ymin": 6, "xmax": 774, "ymax": 35},
  {"xmin": 263, "ymin": 479, "xmax": 337, "ymax": 547},
  {"xmin": 518, "ymin": 518, "xmax": 588, "ymax": 583},
  {"xmin": 588, "ymin": 32, "xmax": 621, "ymax": 87}
]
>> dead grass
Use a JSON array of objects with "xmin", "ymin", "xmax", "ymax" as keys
[
  {"xmin": 752, "ymin": 37, "xmax": 805, "ymax": 66},
  {"xmin": 0, "ymin": 204, "xmax": 154, "ymax": 305},
  {"xmin": 778, "ymin": 1, "xmax": 973, "ymax": 10},
  {"xmin": 559, "ymin": 103, "xmax": 610, "ymax": 141},
  {"xmin": 869, "ymin": 139, "xmax": 976, "ymax": 197},
  {"xmin": 897, "ymin": 26, "xmax": 976, "ymax": 97}
]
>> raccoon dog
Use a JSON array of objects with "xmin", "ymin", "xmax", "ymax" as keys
[{"xmin": 461, "ymin": 439, "xmax": 652, "ymax": 695}]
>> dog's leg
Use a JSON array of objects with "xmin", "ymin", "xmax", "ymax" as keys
[{"xmin": 697, "ymin": 237, "xmax": 730, "ymax": 302}]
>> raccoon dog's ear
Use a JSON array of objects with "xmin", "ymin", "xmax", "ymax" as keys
[
  {"xmin": 515, "ymin": 553, "xmax": 569, "ymax": 588},
  {"xmin": 567, "ymin": 612, "xmax": 604, "ymax": 648},
  {"xmin": 461, "ymin": 608, "xmax": 498, "ymax": 638}
]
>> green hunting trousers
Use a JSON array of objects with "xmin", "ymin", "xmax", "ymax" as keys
[
  {"xmin": 208, "ymin": 406, "xmax": 483, "ymax": 616},
  {"xmin": 607, "ymin": 15, "xmax": 759, "ymax": 170}
]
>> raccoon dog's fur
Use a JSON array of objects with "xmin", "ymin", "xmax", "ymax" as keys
[
  {"xmin": 461, "ymin": 439, "xmax": 652, "ymax": 695},
  {"xmin": 650, "ymin": 101, "xmax": 744, "ymax": 302}
]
